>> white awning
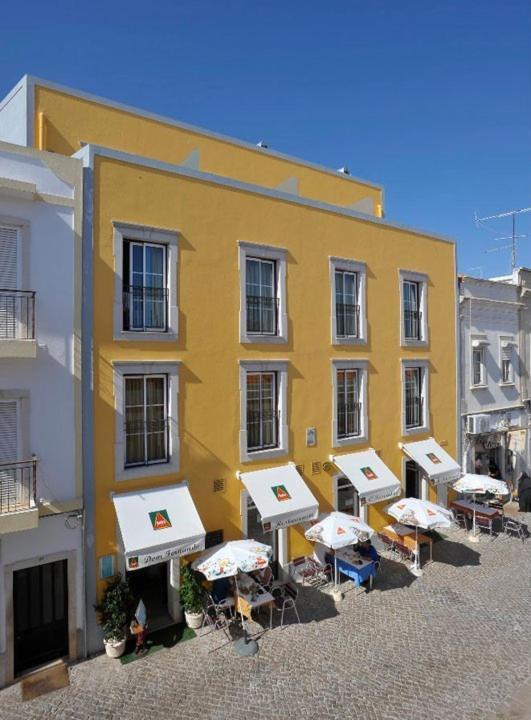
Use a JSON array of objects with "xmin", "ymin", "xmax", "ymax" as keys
[
  {"xmin": 330, "ymin": 449, "xmax": 401, "ymax": 505},
  {"xmin": 239, "ymin": 463, "xmax": 319, "ymax": 531},
  {"xmin": 400, "ymin": 438, "xmax": 461, "ymax": 486},
  {"xmin": 113, "ymin": 482, "xmax": 206, "ymax": 571}
]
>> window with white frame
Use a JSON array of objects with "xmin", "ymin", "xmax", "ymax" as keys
[
  {"xmin": 335, "ymin": 476, "xmax": 360, "ymax": 515},
  {"xmin": 123, "ymin": 241, "xmax": 167, "ymax": 332},
  {"xmin": 332, "ymin": 360, "xmax": 368, "ymax": 447},
  {"xmin": 330, "ymin": 258, "xmax": 366, "ymax": 345},
  {"xmin": 113, "ymin": 361, "xmax": 179, "ymax": 481},
  {"xmin": 400, "ymin": 270, "xmax": 428, "ymax": 346},
  {"xmin": 239, "ymin": 242, "xmax": 287, "ymax": 344},
  {"xmin": 124, "ymin": 374, "xmax": 168, "ymax": 467},
  {"xmin": 113, "ymin": 223, "xmax": 178, "ymax": 342},
  {"xmin": 500, "ymin": 339, "xmax": 515, "ymax": 384},
  {"xmin": 239, "ymin": 361, "xmax": 288, "ymax": 462},
  {"xmin": 471, "ymin": 346, "xmax": 486, "ymax": 387},
  {"xmin": 402, "ymin": 360, "xmax": 429, "ymax": 435}
]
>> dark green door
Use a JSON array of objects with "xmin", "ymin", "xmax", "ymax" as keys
[{"xmin": 13, "ymin": 559, "xmax": 69, "ymax": 675}]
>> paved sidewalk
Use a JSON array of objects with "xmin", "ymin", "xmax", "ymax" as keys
[{"xmin": 1, "ymin": 518, "xmax": 531, "ymax": 720}]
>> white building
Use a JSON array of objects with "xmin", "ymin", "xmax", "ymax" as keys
[
  {"xmin": 458, "ymin": 274, "xmax": 528, "ymax": 487},
  {"xmin": 0, "ymin": 141, "xmax": 84, "ymax": 685}
]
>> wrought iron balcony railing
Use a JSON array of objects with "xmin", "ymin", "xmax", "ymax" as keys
[
  {"xmin": 404, "ymin": 309, "xmax": 422, "ymax": 340},
  {"xmin": 336, "ymin": 303, "xmax": 360, "ymax": 338},
  {"xmin": 0, "ymin": 458, "xmax": 37, "ymax": 514},
  {"xmin": 246, "ymin": 295, "xmax": 279, "ymax": 335},
  {"xmin": 338, "ymin": 401, "xmax": 361, "ymax": 439},
  {"xmin": 0, "ymin": 290, "xmax": 36, "ymax": 340},
  {"xmin": 122, "ymin": 285, "xmax": 168, "ymax": 332},
  {"xmin": 405, "ymin": 396, "xmax": 424, "ymax": 429},
  {"xmin": 124, "ymin": 417, "xmax": 169, "ymax": 467}
]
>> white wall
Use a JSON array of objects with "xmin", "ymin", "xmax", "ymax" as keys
[{"xmin": 0, "ymin": 82, "xmax": 28, "ymax": 147}]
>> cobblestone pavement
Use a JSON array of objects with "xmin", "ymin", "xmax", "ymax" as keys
[{"xmin": 2, "ymin": 515, "xmax": 531, "ymax": 720}]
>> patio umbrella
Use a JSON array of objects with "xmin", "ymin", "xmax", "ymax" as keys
[
  {"xmin": 192, "ymin": 539, "xmax": 272, "ymax": 656},
  {"xmin": 386, "ymin": 498, "xmax": 453, "ymax": 576},
  {"xmin": 305, "ymin": 511, "xmax": 375, "ymax": 589},
  {"xmin": 452, "ymin": 474, "xmax": 509, "ymax": 540}
]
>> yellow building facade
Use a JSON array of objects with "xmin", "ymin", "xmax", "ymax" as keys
[{"xmin": 0, "ymin": 76, "xmax": 458, "ymax": 649}]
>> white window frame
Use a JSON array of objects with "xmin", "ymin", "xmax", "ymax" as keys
[
  {"xmin": 238, "ymin": 241, "xmax": 287, "ymax": 344},
  {"xmin": 113, "ymin": 361, "xmax": 179, "ymax": 481},
  {"xmin": 399, "ymin": 269, "xmax": 428, "ymax": 347},
  {"xmin": 330, "ymin": 257, "xmax": 367, "ymax": 345},
  {"xmin": 112, "ymin": 222, "xmax": 178, "ymax": 342},
  {"xmin": 127, "ymin": 241, "xmax": 167, "ymax": 332},
  {"xmin": 332, "ymin": 474, "xmax": 367, "ymax": 522},
  {"xmin": 471, "ymin": 346, "xmax": 486, "ymax": 388},
  {"xmin": 124, "ymin": 374, "xmax": 168, "ymax": 468},
  {"xmin": 401, "ymin": 359, "xmax": 429, "ymax": 437},
  {"xmin": 331, "ymin": 359, "xmax": 368, "ymax": 448},
  {"xmin": 499, "ymin": 336, "xmax": 517, "ymax": 386},
  {"xmin": 239, "ymin": 360, "xmax": 288, "ymax": 463}
]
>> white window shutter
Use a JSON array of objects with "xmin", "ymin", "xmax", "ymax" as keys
[
  {"xmin": 0, "ymin": 401, "xmax": 19, "ymax": 509},
  {"xmin": 0, "ymin": 225, "xmax": 18, "ymax": 288}
]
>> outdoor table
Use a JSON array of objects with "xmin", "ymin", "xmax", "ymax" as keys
[
  {"xmin": 325, "ymin": 548, "xmax": 376, "ymax": 589},
  {"xmin": 234, "ymin": 573, "xmax": 274, "ymax": 629},
  {"xmin": 381, "ymin": 523, "xmax": 433, "ymax": 562},
  {"xmin": 451, "ymin": 499, "xmax": 501, "ymax": 521}
]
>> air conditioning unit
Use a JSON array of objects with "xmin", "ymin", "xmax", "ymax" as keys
[{"xmin": 467, "ymin": 414, "xmax": 491, "ymax": 435}]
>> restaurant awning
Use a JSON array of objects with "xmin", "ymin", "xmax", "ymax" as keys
[
  {"xmin": 238, "ymin": 463, "xmax": 319, "ymax": 531},
  {"xmin": 400, "ymin": 438, "xmax": 461, "ymax": 486},
  {"xmin": 330, "ymin": 448, "xmax": 401, "ymax": 505},
  {"xmin": 113, "ymin": 482, "xmax": 206, "ymax": 571}
]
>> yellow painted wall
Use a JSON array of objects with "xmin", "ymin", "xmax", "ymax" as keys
[
  {"xmin": 34, "ymin": 85, "xmax": 382, "ymax": 213},
  {"xmin": 91, "ymin": 154, "xmax": 456, "ymax": 591}
]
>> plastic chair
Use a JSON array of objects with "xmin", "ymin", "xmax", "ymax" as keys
[
  {"xmin": 273, "ymin": 583, "xmax": 301, "ymax": 628},
  {"xmin": 503, "ymin": 517, "xmax": 526, "ymax": 543},
  {"xmin": 454, "ymin": 511, "xmax": 468, "ymax": 530},
  {"xmin": 201, "ymin": 603, "xmax": 233, "ymax": 641},
  {"xmin": 378, "ymin": 533, "xmax": 396, "ymax": 557},
  {"xmin": 394, "ymin": 541, "xmax": 413, "ymax": 562},
  {"xmin": 475, "ymin": 515, "xmax": 494, "ymax": 538}
]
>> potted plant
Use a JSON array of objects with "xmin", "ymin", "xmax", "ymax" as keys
[
  {"xmin": 95, "ymin": 573, "xmax": 132, "ymax": 658},
  {"xmin": 180, "ymin": 562, "xmax": 204, "ymax": 629}
]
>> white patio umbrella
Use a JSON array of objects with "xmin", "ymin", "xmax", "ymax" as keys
[
  {"xmin": 452, "ymin": 474, "xmax": 509, "ymax": 540},
  {"xmin": 305, "ymin": 511, "xmax": 375, "ymax": 589},
  {"xmin": 192, "ymin": 539, "xmax": 273, "ymax": 656},
  {"xmin": 386, "ymin": 498, "xmax": 453, "ymax": 577}
]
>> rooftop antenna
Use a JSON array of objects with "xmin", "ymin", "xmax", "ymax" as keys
[{"xmin": 475, "ymin": 206, "xmax": 531, "ymax": 271}]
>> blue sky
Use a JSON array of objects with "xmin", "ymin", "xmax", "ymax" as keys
[{"xmin": 1, "ymin": 1, "xmax": 530, "ymax": 276}]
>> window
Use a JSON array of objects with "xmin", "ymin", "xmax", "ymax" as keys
[
  {"xmin": 246, "ymin": 372, "xmax": 278, "ymax": 451},
  {"xmin": 124, "ymin": 375, "xmax": 168, "ymax": 467},
  {"xmin": 472, "ymin": 347, "xmax": 485, "ymax": 387},
  {"xmin": 332, "ymin": 360, "xmax": 368, "ymax": 447},
  {"xmin": 330, "ymin": 258, "xmax": 366, "ymax": 345},
  {"xmin": 400, "ymin": 270, "xmax": 428, "ymax": 346},
  {"xmin": 405, "ymin": 460, "xmax": 421, "ymax": 498},
  {"xmin": 403, "ymin": 280, "xmax": 421, "ymax": 340},
  {"xmin": 336, "ymin": 476, "xmax": 360, "ymax": 515},
  {"xmin": 335, "ymin": 270, "xmax": 358, "ymax": 339},
  {"xmin": 113, "ymin": 361, "xmax": 179, "ymax": 481},
  {"xmin": 112, "ymin": 223, "xmax": 178, "ymax": 342},
  {"xmin": 405, "ymin": 367, "xmax": 423, "ymax": 429},
  {"xmin": 239, "ymin": 242, "xmax": 287, "ymax": 344},
  {"xmin": 246, "ymin": 257, "xmax": 277, "ymax": 335},
  {"xmin": 239, "ymin": 361, "xmax": 288, "ymax": 462},
  {"xmin": 99, "ymin": 555, "xmax": 115, "ymax": 580},
  {"xmin": 500, "ymin": 340, "xmax": 516, "ymax": 385},
  {"xmin": 336, "ymin": 369, "xmax": 360, "ymax": 439},
  {"xmin": 123, "ymin": 241, "xmax": 167, "ymax": 332}
]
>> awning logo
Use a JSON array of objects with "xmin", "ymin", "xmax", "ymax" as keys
[
  {"xmin": 361, "ymin": 466, "xmax": 378, "ymax": 481},
  {"xmin": 271, "ymin": 484, "xmax": 291, "ymax": 502},
  {"xmin": 427, "ymin": 452, "xmax": 442, "ymax": 464},
  {"xmin": 149, "ymin": 509, "xmax": 172, "ymax": 531}
]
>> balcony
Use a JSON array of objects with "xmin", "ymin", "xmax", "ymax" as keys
[
  {"xmin": 0, "ymin": 290, "xmax": 37, "ymax": 358},
  {"xmin": 122, "ymin": 285, "xmax": 168, "ymax": 332},
  {"xmin": 0, "ymin": 458, "xmax": 39, "ymax": 533}
]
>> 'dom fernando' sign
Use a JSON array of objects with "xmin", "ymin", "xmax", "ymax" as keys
[{"xmin": 126, "ymin": 536, "xmax": 205, "ymax": 570}]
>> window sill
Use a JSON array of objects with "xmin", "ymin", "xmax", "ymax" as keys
[
  {"xmin": 241, "ymin": 446, "xmax": 288, "ymax": 464},
  {"xmin": 499, "ymin": 382, "xmax": 516, "ymax": 388},
  {"xmin": 114, "ymin": 330, "xmax": 178, "ymax": 343},
  {"xmin": 332, "ymin": 336, "xmax": 367, "ymax": 346},
  {"xmin": 241, "ymin": 334, "xmax": 288, "ymax": 345},
  {"xmin": 401, "ymin": 338, "xmax": 428, "ymax": 348},
  {"xmin": 0, "ymin": 339, "xmax": 37, "ymax": 358},
  {"xmin": 403, "ymin": 425, "xmax": 430, "ymax": 437},
  {"xmin": 116, "ymin": 456, "xmax": 179, "ymax": 481},
  {"xmin": 470, "ymin": 384, "xmax": 488, "ymax": 391},
  {"xmin": 333, "ymin": 434, "xmax": 369, "ymax": 449}
]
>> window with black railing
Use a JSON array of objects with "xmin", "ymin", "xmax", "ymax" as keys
[
  {"xmin": 246, "ymin": 372, "xmax": 278, "ymax": 451},
  {"xmin": 246, "ymin": 257, "xmax": 278, "ymax": 335},
  {"xmin": 122, "ymin": 240, "xmax": 168, "ymax": 332},
  {"xmin": 403, "ymin": 280, "xmax": 422, "ymax": 340},
  {"xmin": 0, "ymin": 290, "xmax": 35, "ymax": 340},
  {"xmin": 405, "ymin": 367, "xmax": 423, "ymax": 428},
  {"xmin": 124, "ymin": 375, "xmax": 169, "ymax": 467},
  {"xmin": 335, "ymin": 270, "xmax": 359, "ymax": 338},
  {"xmin": 0, "ymin": 458, "xmax": 37, "ymax": 514},
  {"xmin": 336, "ymin": 369, "xmax": 361, "ymax": 439}
]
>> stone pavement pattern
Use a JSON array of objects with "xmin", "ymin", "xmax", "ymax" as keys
[{"xmin": 1, "ymin": 518, "xmax": 531, "ymax": 720}]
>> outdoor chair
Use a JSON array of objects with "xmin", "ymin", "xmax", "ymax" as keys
[
  {"xmin": 394, "ymin": 541, "xmax": 413, "ymax": 563},
  {"xmin": 201, "ymin": 602, "xmax": 233, "ymax": 641},
  {"xmin": 454, "ymin": 511, "xmax": 468, "ymax": 530},
  {"xmin": 273, "ymin": 583, "xmax": 301, "ymax": 628},
  {"xmin": 290, "ymin": 556, "xmax": 330, "ymax": 587},
  {"xmin": 503, "ymin": 517, "xmax": 526, "ymax": 543},
  {"xmin": 378, "ymin": 533, "xmax": 396, "ymax": 557},
  {"xmin": 475, "ymin": 515, "xmax": 494, "ymax": 538},
  {"xmin": 208, "ymin": 592, "xmax": 235, "ymax": 618}
]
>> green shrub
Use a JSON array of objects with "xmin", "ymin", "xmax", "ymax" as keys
[
  {"xmin": 95, "ymin": 574, "xmax": 132, "ymax": 642},
  {"xmin": 180, "ymin": 562, "xmax": 203, "ymax": 614}
]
